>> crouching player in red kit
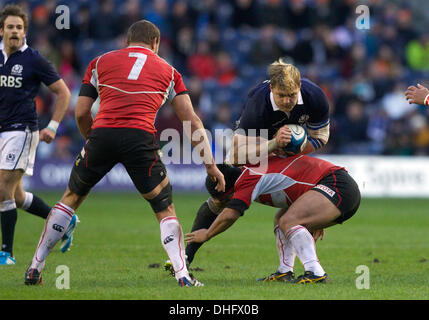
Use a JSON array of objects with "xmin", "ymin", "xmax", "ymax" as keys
[
  {"xmin": 185, "ymin": 155, "xmax": 360, "ymax": 283},
  {"xmin": 24, "ymin": 20, "xmax": 225, "ymax": 287}
]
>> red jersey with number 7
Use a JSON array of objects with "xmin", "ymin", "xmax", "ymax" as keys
[{"xmin": 82, "ymin": 46, "xmax": 188, "ymax": 134}]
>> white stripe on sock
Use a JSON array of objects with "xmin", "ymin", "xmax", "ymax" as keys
[
  {"xmin": 286, "ymin": 225, "xmax": 325, "ymax": 276},
  {"xmin": 160, "ymin": 216, "xmax": 189, "ymax": 280},
  {"xmin": 31, "ymin": 204, "xmax": 73, "ymax": 271},
  {"xmin": 21, "ymin": 192, "xmax": 33, "ymax": 210},
  {"xmin": 275, "ymin": 225, "xmax": 295, "ymax": 273},
  {"xmin": 0, "ymin": 199, "xmax": 16, "ymax": 212}
]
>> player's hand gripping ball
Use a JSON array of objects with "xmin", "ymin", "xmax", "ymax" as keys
[{"xmin": 283, "ymin": 124, "xmax": 307, "ymax": 155}]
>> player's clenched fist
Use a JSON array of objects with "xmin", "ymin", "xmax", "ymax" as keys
[
  {"xmin": 405, "ymin": 84, "xmax": 429, "ymax": 106},
  {"xmin": 274, "ymin": 125, "xmax": 292, "ymax": 148},
  {"xmin": 39, "ymin": 127, "xmax": 56, "ymax": 143}
]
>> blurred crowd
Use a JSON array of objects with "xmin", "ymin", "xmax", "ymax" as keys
[{"xmin": 6, "ymin": 0, "xmax": 429, "ymax": 158}]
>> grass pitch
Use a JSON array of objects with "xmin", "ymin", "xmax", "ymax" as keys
[{"xmin": 1, "ymin": 192, "xmax": 428, "ymax": 300}]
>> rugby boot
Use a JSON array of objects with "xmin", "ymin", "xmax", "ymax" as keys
[
  {"xmin": 60, "ymin": 214, "xmax": 79, "ymax": 253},
  {"xmin": 256, "ymin": 271, "xmax": 295, "ymax": 283},
  {"xmin": 24, "ymin": 268, "xmax": 43, "ymax": 286},
  {"xmin": 0, "ymin": 251, "xmax": 16, "ymax": 265},
  {"xmin": 294, "ymin": 271, "xmax": 328, "ymax": 284},
  {"xmin": 178, "ymin": 274, "xmax": 204, "ymax": 287}
]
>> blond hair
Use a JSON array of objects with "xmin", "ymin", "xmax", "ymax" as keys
[{"xmin": 268, "ymin": 59, "xmax": 301, "ymax": 92}]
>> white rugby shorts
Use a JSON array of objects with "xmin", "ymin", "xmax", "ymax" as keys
[{"xmin": 0, "ymin": 129, "xmax": 39, "ymax": 176}]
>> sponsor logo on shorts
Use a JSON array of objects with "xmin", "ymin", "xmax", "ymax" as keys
[
  {"xmin": 6, "ymin": 153, "xmax": 16, "ymax": 163},
  {"xmin": 314, "ymin": 184, "xmax": 336, "ymax": 197}
]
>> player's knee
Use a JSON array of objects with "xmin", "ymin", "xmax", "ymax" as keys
[
  {"xmin": 14, "ymin": 190, "xmax": 26, "ymax": 208},
  {"xmin": 0, "ymin": 185, "xmax": 13, "ymax": 201},
  {"xmin": 278, "ymin": 209, "xmax": 303, "ymax": 232},
  {"xmin": 147, "ymin": 183, "xmax": 173, "ymax": 213},
  {"xmin": 68, "ymin": 175, "xmax": 91, "ymax": 197},
  {"xmin": 59, "ymin": 188, "xmax": 85, "ymax": 210},
  {"xmin": 274, "ymin": 207, "xmax": 287, "ymax": 226},
  {"xmin": 0, "ymin": 175, "xmax": 16, "ymax": 197}
]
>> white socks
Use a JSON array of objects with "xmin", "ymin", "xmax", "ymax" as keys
[
  {"xmin": 285, "ymin": 225, "xmax": 325, "ymax": 276},
  {"xmin": 30, "ymin": 202, "xmax": 74, "ymax": 271},
  {"xmin": 21, "ymin": 192, "xmax": 33, "ymax": 210},
  {"xmin": 274, "ymin": 225, "xmax": 296, "ymax": 273},
  {"xmin": 160, "ymin": 216, "xmax": 189, "ymax": 280}
]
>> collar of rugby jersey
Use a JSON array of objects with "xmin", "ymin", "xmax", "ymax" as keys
[
  {"xmin": 126, "ymin": 45, "xmax": 154, "ymax": 53},
  {"xmin": 0, "ymin": 39, "xmax": 28, "ymax": 64},
  {"xmin": 270, "ymin": 90, "xmax": 304, "ymax": 117}
]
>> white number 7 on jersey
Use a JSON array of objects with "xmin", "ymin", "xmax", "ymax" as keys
[{"xmin": 127, "ymin": 52, "xmax": 147, "ymax": 80}]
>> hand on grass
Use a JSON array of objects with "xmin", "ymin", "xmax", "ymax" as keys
[
  {"xmin": 185, "ymin": 229, "xmax": 209, "ymax": 243},
  {"xmin": 312, "ymin": 229, "xmax": 325, "ymax": 242}
]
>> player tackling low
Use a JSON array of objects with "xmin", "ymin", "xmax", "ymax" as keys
[
  {"xmin": 177, "ymin": 60, "xmax": 332, "ymax": 281},
  {"xmin": 24, "ymin": 20, "xmax": 225, "ymax": 287},
  {"xmin": 185, "ymin": 155, "xmax": 361, "ymax": 283}
]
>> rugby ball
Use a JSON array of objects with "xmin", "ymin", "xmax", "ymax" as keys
[{"xmin": 283, "ymin": 124, "xmax": 307, "ymax": 155}]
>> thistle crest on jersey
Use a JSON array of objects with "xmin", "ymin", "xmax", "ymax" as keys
[{"xmin": 11, "ymin": 64, "xmax": 23, "ymax": 76}]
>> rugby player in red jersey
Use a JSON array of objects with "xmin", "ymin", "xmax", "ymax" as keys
[
  {"xmin": 185, "ymin": 155, "xmax": 361, "ymax": 283},
  {"xmin": 25, "ymin": 20, "xmax": 225, "ymax": 287}
]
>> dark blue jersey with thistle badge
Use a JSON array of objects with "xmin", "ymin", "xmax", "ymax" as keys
[
  {"xmin": 0, "ymin": 41, "xmax": 60, "ymax": 132},
  {"xmin": 237, "ymin": 78, "xmax": 330, "ymax": 150}
]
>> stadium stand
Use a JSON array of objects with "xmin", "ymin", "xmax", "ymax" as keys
[{"xmin": 11, "ymin": 0, "xmax": 429, "ymax": 158}]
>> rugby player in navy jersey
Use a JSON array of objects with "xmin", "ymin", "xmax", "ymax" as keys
[
  {"xmin": 231, "ymin": 59, "xmax": 330, "ymax": 163},
  {"xmin": 166, "ymin": 59, "xmax": 332, "ymax": 280},
  {"xmin": 0, "ymin": 5, "xmax": 77, "ymax": 265}
]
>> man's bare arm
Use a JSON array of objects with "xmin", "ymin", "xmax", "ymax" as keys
[
  {"xmin": 39, "ymin": 79, "xmax": 71, "ymax": 143},
  {"xmin": 172, "ymin": 93, "xmax": 225, "ymax": 192},
  {"xmin": 75, "ymin": 96, "xmax": 95, "ymax": 140},
  {"xmin": 185, "ymin": 207, "xmax": 241, "ymax": 243},
  {"xmin": 228, "ymin": 127, "xmax": 291, "ymax": 165}
]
